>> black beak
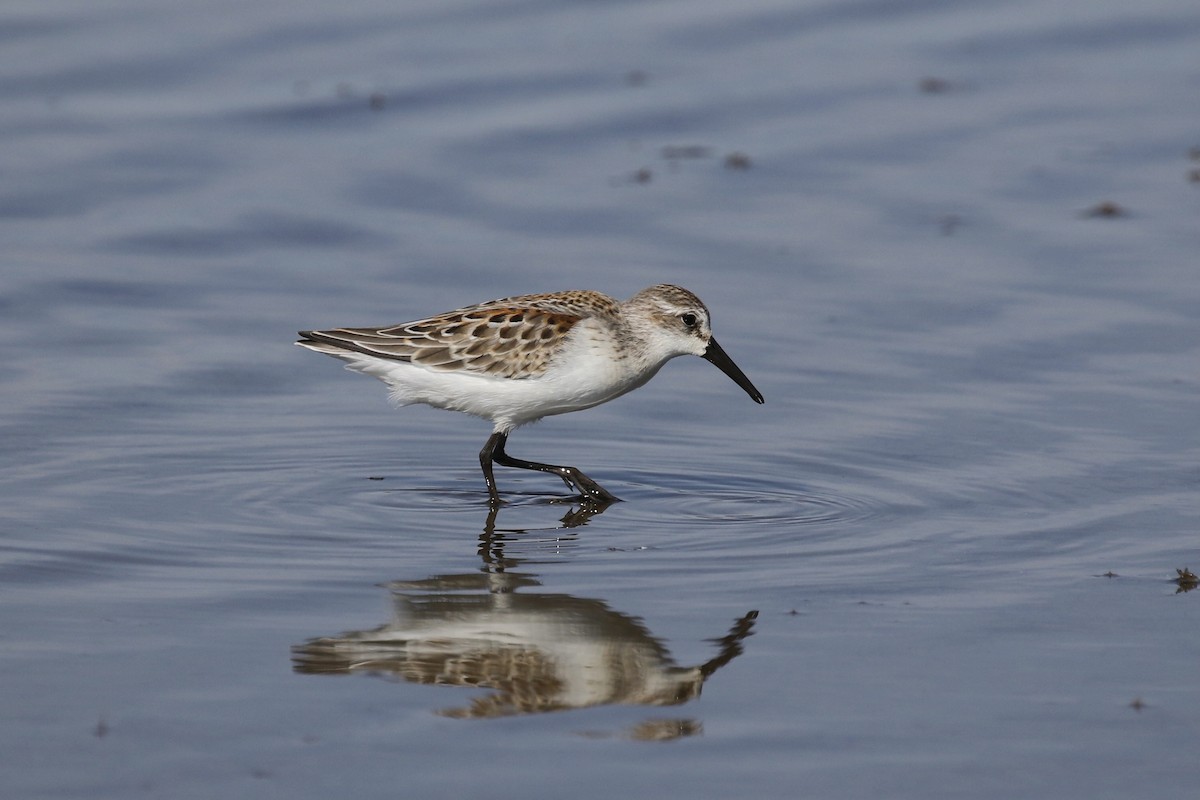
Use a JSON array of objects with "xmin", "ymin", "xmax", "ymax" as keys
[{"xmin": 702, "ymin": 337, "xmax": 764, "ymax": 404}]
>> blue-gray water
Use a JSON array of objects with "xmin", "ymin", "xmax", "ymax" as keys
[{"xmin": 3, "ymin": 0, "xmax": 1198, "ymax": 797}]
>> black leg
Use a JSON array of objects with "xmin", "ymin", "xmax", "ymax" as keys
[
  {"xmin": 479, "ymin": 432, "xmax": 506, "ymax": 504},
  {"xmin": 479, "ymin": 431, "xmax": 619, "ymax": 503}
]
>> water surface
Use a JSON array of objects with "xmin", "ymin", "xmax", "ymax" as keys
[{"xmin": 2, "ymin": 0, "xmax": 1198, "ymax": 798}]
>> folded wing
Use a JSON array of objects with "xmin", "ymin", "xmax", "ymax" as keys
[{"xmin": 298, "ymin": 302, "xmax": 583, "ymax": 379}]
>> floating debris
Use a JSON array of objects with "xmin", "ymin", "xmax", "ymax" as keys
[
  {"xmin": 1172, "ymin": 567, "xmax": 1197, "ymax": 593},
  {"xmin": 724, "ymin": 152, "xmax": 752, "ymax": 170},
  {"xmin": 918, "ymin": 76, "xmax": 954, "ymax": 94},
  {"xmin": 1083, "ymin": 200, "xmax": 1125, "ymax": 218}
]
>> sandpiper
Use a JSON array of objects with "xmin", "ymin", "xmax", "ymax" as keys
[{"xmin": 297, "ymin": 284, "xmax": 764, "ymax": 502}]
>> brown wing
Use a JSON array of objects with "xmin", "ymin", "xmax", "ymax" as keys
[{"xmin": 298, "ymin": 305, "xmax": 583, "ymax": 379}]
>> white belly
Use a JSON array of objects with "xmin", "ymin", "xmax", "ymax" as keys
[{"xmin": 327, "ymin": 326, "xmax": 666, "ymax": 432}]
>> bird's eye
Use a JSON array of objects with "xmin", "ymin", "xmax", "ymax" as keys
[{"xmin": 681, "ymin": 313, "xmax": 698, "ymax": 328}]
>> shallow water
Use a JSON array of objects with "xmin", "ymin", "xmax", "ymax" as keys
[{"xmin": 3, "ymin": 0, "xmax": 1199, "ymax": 797}]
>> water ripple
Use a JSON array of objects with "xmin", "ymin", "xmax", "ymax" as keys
[{"xmin": 620, "ymin": 480, "xmax": 882, "ymax": 529}]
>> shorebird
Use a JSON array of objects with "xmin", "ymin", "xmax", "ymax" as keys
[{"xmin": 297, "ymin": 284, "xmax": 763, "ymax": 502}]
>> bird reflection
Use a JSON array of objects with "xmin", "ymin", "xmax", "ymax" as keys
[{"xmin": 293, "ymin": 502, "xmax": 757, "ymax": 728}]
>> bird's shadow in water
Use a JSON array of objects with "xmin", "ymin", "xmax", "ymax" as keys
[{"xmin": 292, "ymin": 500, "xmax": 758, "ymax": 738}]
